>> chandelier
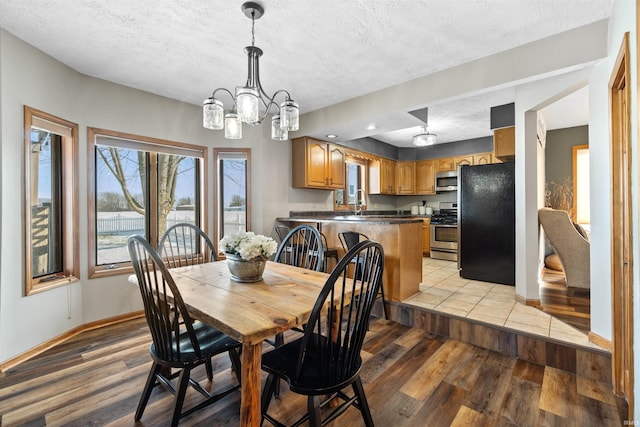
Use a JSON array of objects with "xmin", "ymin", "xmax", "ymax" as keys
[
  {"xmin": 412, "ymin": 107, "xmax": 437, "ymax": 146},
  {"xmin": 202, "ymin": 2, "xmax": 299, "ymax": 141}
]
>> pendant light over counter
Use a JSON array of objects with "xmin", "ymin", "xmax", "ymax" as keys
[{"xmin": 412, "ymin": 107, "xmax": 437, "ymax": 146}]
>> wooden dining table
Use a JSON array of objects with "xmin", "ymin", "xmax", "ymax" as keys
[{"xmin": 131, "ymin": 260, "xmax": 335, "ymax": 426}]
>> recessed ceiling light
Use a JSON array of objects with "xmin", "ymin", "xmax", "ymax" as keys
[
  {"xmin": 366, "ymin": 123, "xmax": 377, "ymax": 130},
  {"xmin": 326, "ymin": 134, "xmax": 338, "ymax": 138}
]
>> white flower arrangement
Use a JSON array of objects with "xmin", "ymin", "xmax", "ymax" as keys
[{"xmin": 219, "ymin": 231, "xmax": 278, "ymax": 261}]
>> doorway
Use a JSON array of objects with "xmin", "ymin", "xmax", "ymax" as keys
[{"xmin": 610, "ymin": 31, "xmax": 634, "ymax": 419}]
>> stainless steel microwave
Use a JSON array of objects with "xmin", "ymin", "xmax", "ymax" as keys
[{"xmin": 435, "ymin": 170, "xmax": 458, "ymax": 192}]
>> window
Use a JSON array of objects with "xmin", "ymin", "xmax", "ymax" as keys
[
  {"xmin": 215, "ymin": 149, "xmax": 250, "ymax": 249},
  {"xmin": 24, "ymin": 106, "xmax": 79, "ymax": 295},
  {"xmin": 572, "ymin": 144, "xmax": 590, "ymax": 225},
  {"xmin": 88, "ymin": 128, "xmax": 207, "ymax": 277},
  {"xmin": 335, "ymin": 156, "xmax": 367, "ymax": 210}
]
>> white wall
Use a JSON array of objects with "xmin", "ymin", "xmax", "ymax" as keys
[{"xmin": 0, "ymin": 30, "xmax": 295, "ymax": 362}]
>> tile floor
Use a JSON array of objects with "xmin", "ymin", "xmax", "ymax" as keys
[{"xmin": 403, "ymin": 257, "xmax": 604, "ymax": 351}]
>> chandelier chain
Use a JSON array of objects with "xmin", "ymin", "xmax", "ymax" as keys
[{"xmin": 251, "ymin": 12, "xmax": 255, "ymax": 47}]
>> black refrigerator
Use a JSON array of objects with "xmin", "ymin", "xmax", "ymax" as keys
[{"xmin": 458, "ymin": 162, "xmax": 515, "ymax": 285}]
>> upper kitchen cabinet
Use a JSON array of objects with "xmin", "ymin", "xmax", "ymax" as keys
[
  {"xmin": 436, "ymin": 157, "xmax": 454, "ymax": 172},
  {"xmin": 369, "ymin": 156, "xmax": 396, "ymax": 194},
  {"xmin": 396, "ymin": 161, "xmax": 415, "ymax": 195},
  {"xmin": 453, "ymin": 155, "xmax": 474, "ymax": 169},
  {"xmin": 493, "ymin": 126, "xmax": 515, "ymax": 161},
  {"xmin": 473, "ymin": 152, "xmax": 493, "ymax": 165},
  {"xmin": 292, "ymin": 136, "xmax": 345, "ymax": 189},
  {"xmin": 415, "ymin": 160, "xmax": 436, "ymax": 195}
]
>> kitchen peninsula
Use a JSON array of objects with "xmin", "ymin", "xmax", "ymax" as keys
[{"xmin": 276, "ymin": 214, "xmax": 423, "ymax": 302}]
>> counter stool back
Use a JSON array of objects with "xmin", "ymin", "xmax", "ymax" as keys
[{"xmin": 339, "ymin": 231, "xmax": 386, "ymax": 319}]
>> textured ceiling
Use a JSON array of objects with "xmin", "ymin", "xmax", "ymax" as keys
[{"xmin": 0, "ymin": 1, "xmax": 611, "ymax": 146}]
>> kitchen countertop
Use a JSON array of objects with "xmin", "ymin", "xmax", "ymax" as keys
[{"xmin": 277, "ymin": 215, "xmax": 426, "ymax": 225}]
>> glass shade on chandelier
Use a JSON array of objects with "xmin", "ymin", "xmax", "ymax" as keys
[
  {"xmin": 202, "ymin": 2, "xmax": 299, "ymax": 141},
  {"xmin": 412, "ymin": 125, "xmax": 437, "ymax": 146},
  {"xmin": 203, "ymin": 99, "xmax": 224, "ymax": 130},
  {"xmin": 280, "ymin": 100, "xmax": 299, "ymax": 131},
  {"xmin": 236, "ymin": 87, "xmax": 260, "ymax": 124},
  {"xmin": 225, "ymin": 113, "xmax": 242, "ymax": 139},
  {"xmin": 271, "ymin": 115, "xmax": 288, "ymax": 140}
]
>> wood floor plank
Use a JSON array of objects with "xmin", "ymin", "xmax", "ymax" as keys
[
  {"xmin": 450, "ymin": 405, "xmax": 495, "ymax": 427},
  {"xmin": 539, "ymin": 366, "xmax": 577, "ymax": 419},
  {"xmin": 415, "ymin": 381, "xmax": 467, "ymax": 426},
  {"xmin": 576, "ymin": 375, "xmax": 618, "ymax": 405},
  {"xmin": 462, "ymin": 351, "xmax": 515, "ymax": 419},
  {"xmin": 400, "ymin": 339, "xmax": 468, "ymax": 400},
  {"xmin": 497, "ymin": 376, "xmax": 541, "ymax": 426},
  {"xmin": 512, "ymin": 358, "xmax": 545, "ymax": 385},
  {"xmin": 443, "ymin": 342, "xmax": 489, "ymax": 390}
]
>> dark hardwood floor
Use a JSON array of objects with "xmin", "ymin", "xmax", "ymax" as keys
[
  {"xmin": 538, "ymin": 267, "xmax": 590, "ymax": 334},
  {"xmin": 0, "ymin": 316, "xmax": 624, "ymax": 426}
]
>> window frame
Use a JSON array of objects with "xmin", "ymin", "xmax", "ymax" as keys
[
  {"xmin": 214, "ymin": 148, "xmax": 251, "ymax": 258},
  {"xmin": 87, "ymin": 128, "xmax": 208, "ymax": 278},
  {"xmin": 24, "ymin": 106, "xmax": 79, "ymax": 295}
]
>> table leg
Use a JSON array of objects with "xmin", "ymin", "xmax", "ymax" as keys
[{"xmin": 240, "ymin": 341, "xmax": 263, "ymax": 427}]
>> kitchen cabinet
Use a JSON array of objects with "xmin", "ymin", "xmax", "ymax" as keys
[
  {"xmin": 292, "ymin": 136, "xmax": 345, "ymax": 189},
  {"xmin": 415, "ymin": 160, "xmax": 435, "ymax": 194},
  {"xmin": 435, "ymin": 157, "xmax": 454, "ymax": 172},
  {"xmin": 454, "ymin": 155, "xmax": 474, "ymax": 169},
  {"xmin": 494, "ymin": 126, "xmax": 515, "ymax": 161},
  {"xmin": 422, "ymin": 218, "xmax": 430, "ymax": 256},
  {"xmin": 396, "ymin": 161, "xmax": 415, "ymax": 195},
  {"xmin": 369, "ymin": 157, "xmax": 396, "ymax": 194},
  {"xmin": 473, "ymin": 152, "xmax": 493, "ymax": 165}
]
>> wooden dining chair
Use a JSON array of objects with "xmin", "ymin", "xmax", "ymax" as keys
[
  {"xmin": 339, "ymin": 231, "xmax": 387, "ymax": 319},
  {"xmin": 274, "ymin": 225, "xmax": 291, "ymax": 244},
  {"xmin": 158, "ymin": 222, "xmax": 216, "ymax": 268},
  {"xmin": 127, "ymin": 235, "xmax": 241, "ymax": 427},
  {"xmin": 274, "ymin": 224, "xmax": 324, "ymax": 272},
  {"xmin": 275, "ymin": 224, "xmax": 337, "ymax": 271},
  {"xmin": 319, "ymin": 231, "xmax": 339, "ymax": 272},
  {"xmin": 261, "ymin": 239, "xmax": 385, "ymax": 427}
]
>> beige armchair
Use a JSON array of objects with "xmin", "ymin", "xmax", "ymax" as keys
[{"xmin": 538, "ymin": 207, "xmax": 590, "ymax": 289}]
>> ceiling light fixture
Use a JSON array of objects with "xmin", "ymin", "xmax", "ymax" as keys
[
  {"xmin": 326, "ymin": 134, "xmax": 338, "ymax": 139},
  {"xmin": 412, "ymin": 107, "xmax": 437, "ymax": 146},
  {"xmin": 202, "ymin": 2, "xmax": 299, "ymax": 140}
]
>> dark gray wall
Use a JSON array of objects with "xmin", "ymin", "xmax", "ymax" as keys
[
  {"xmin": 490, "ymin": 103, "xmax": 515, "ymax": 129},
  {"xmin": 545, "ymin": 125, "xmax": 589, "ymax": 185},
  {"xmin": 342, "ymin": 136, "xmax": 493, "ymax": 161},
  {"xmin": 340, "ymin": 137, "xmax": 399, "ymax": 159},
  {"xmin": 413, "ymin": 136, "xmax": 493, "ymax": 160}
]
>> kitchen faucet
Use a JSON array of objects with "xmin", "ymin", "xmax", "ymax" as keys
[{"xmin": 353, "ymin": 189, "xmax": 366, "ymax": 215}]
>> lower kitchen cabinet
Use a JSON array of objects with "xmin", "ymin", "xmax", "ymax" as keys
[{"xmin": 422, "ymin": 218, "xmax": 430, "ymax": 256}]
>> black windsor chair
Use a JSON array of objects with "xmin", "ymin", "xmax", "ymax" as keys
[
  {"xmin": 261, "ymin": 239, "xmax": 384, "ymax": 427},
  {"xmin": 127, "ymin": 235, "xmax": 241, "ymax": 427},
  {"xmin": 158, "ymin": 222, "xmax": 216, "ymax": 268}
]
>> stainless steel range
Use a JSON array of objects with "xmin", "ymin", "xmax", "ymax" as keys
[{"xmin": 430, "ymin": 202, "xmax": 458, "ymax": 261}]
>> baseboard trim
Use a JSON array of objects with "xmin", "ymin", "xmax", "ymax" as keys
[
  {"xmin": 589, "ymin": 331, "xmax": 613, "ymax": 352},
  {"xmin": 0, "ymin": 311, "xmax": 144, "ymax": 373},
  {"xmin": 515, "ymin": 294, "xmax": 541, "ymax": 308}
]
